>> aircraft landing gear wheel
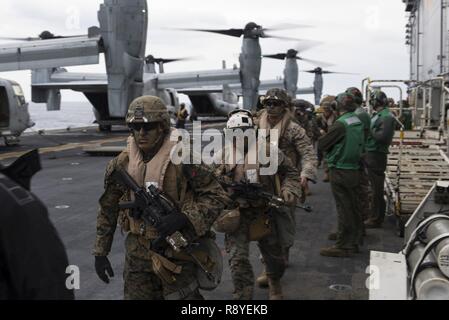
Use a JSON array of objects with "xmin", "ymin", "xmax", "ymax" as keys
[
  {"xmin": 4, "ymin": 136, "xmax": 20, "ymax": 147},
  {"xmin": 98, "ymin": 124, "xmax": 112, "ymax": 132}
]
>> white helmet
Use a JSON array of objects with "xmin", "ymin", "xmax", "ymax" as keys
[{"xmin": 226, "ymin": 110, "xmax": 254, "ymax": 130}]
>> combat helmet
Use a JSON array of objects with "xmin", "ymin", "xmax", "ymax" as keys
[
  {"xmin": 126, "ymin": 96, "xmax": 170, "ymax": 131},
  {"xmin": 320, "ymin": 95, "xmax": 336, "ymax": 110},
  {"xmin": 293, "ymin": 99, "xmax": 314, "ymax": 112},
  {"xmin": 263, "ymin": 88, "xmax": 291, "ymax": 106}
]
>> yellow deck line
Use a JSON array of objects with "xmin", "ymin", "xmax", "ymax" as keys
[{"xmin": 0, "ymin": 136, "xmax": 127, "ymax": 161}]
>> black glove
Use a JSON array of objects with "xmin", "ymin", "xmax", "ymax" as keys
[
  {"xmin": 95, "ymin": 256, "xmax": 114, "ymax": 284},
  {"xmin": 156, "ymin": 212, "xmax": 190, "ymax": 238}
]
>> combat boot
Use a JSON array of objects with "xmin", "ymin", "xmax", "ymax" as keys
[
  {"xmin": 283, "ymin": 247, "xmax": 290, "ymax": 268},
  {"xmin": 319, "ymin": 245, "xmax": 358, "ymax": 257},
  {"xmin": 304, "ymin": 183, "xmax": 312, "ymax": 196},
  {"xmin": 364, "ymin": 218, "xmax": 383, "ymax": 229},
  {"xmin": 328, "ymin": 232, "xmax": 337, "ymax": 241},
  {"xmin": 267, "ymin": 277, "xmax": 283, "ymax": 300},
  {"xmin": 256, "ymin": 271, "xmax": 268, "ymax": 288},
  {"xmin": 232, "ymin": 286, "xmax": 254, "ymax": 300}
]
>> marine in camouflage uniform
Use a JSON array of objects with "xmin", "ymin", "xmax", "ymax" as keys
[
  {"xmin": 316, "ymin": 96, "xmax": 337, "ymax": 181},
  {"xmin": 292, "ymin": 99, "xmax": 320, "ymax": 198},
  {"xmin": 254, "ymin": 89, "xmax": 317, "ymax": 277},
  {"xmin": 93, "ymin": 96, "xmax": 231, "ymax": 300},
  {"xmin": 213, "ymin": 110, "xmax": 301, "ymax": 300},
  {"xmin": 292, "ymin": 99, "xmax": 321, "ymax": 144}
]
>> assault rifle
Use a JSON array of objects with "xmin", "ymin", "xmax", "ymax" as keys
[
  {"xmin": 112, "ymin": 168, "xmax": 217, "ymax": 283},
  {"xmin": 220, "ymin": 180, "xmax": 313, "ymax": 212}
]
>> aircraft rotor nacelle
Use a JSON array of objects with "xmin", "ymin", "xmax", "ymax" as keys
[
  {"xmin": 284, "ymin": 58, "xmax": 299, "ymax": 98},
  {"xmin": 314, "ymin": 73, "xmax": 324, "ymax": 105},
  {"xmin": 98, "ymin": 0, "xmax": 148, "ymax": 118},
  {"xmin": 240, "ymin": 38, "xmax": 261, "ymax": 111}
]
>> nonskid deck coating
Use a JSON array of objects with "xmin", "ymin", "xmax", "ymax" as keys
[{"xmin": 0, "ymin": 124, "xmax": 403, "ymax": 300}]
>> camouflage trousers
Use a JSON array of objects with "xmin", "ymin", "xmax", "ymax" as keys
[
  {"xmin": 123, "ymin": 233, "xmax": 203, "ymax": 300},
  {"xmin": 280, "ymin": 207, "xmax": 296, "ymax": 253},
  {"xmin": 225, "ymin": 209, "xmax": 287, "ymax": 300}
]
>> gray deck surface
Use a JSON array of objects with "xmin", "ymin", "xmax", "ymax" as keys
[{"xmin": 0, "ymin": 124, "xmax": 403, "ymax": 300}]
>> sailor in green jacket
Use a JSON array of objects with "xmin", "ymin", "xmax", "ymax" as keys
[
  {"xmin": 318, "ymin": 93, "xmax": 365, "ymax": 257},
  {"xmin": 346, "ymin": 87, "xmax": 372, "ymax": 226},
  {"xmin": 364, "ymin": 90, "xmax": 395, "ymax": 228}
]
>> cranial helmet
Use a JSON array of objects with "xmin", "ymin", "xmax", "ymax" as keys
[
  {"xmin": 370, "ymin": 90, "xmax": 388, "ymax": 108},
  {"xmin": 335, "ymin": 93, "xmax": 357, "ymax": 112},
  {"xmin": 345, "ymin": 87, "xmax": 363, "ymax": 106},
  {"xmin": 226, "ymin": 110, "xmax": 254, "ymax": 130}
]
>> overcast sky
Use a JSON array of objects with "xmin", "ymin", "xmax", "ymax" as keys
[{"xmin": 0, "ymin": 0, "xmax": 409, "ymax": 103}]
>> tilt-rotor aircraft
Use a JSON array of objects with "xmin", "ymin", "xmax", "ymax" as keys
[
  {"xmin": 263, "ymin": 46, "xmax": 358, "ymax": 105},
  {"xmin": 0, "ymin": 0, "xmax": 243, "ymax": 131},
  {"xmin": 178, "ymin": 23, "xmax": 318, "ymax": 111}
]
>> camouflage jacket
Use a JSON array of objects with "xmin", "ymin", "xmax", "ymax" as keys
[
  {"xmin": 316, "ymin": 113, "xmax": 337, "ymax": 132},
  {"xmin": 294, "ymin": 115, "xmax": 321, "ymax": 142},
  {"xmin": 93, "ymin": 151, "xmax": 232, "ymax": 257},
  {"xmin": 212, "ymin": 145, "xmax": 302, "ymax": 205},
  {"xmin": 280, "ymin": 120, "xmax": 317, "ymax": 181},
  {"xmin": 254, "ymin": 110, "xmax": 317, "ymax": 181}
]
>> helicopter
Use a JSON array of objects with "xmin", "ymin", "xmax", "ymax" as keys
[{"xmin": 0, "ymin": 78, "xmax": 34, "ymax": 146}]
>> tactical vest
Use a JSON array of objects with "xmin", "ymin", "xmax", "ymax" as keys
[
  {"xmin": 326, "ymin": 112, "xmax": 364, "ymax": 170},
  {"xmin": 220, "ymin": 142, "xmax": 280, "ymax": 209},
  {"xmin": 365, "ymin": 107, "xmax": 393, "ymax": 154},
  {"xmin": 122, "ymin": 132, "xmax": 186, "ymax": 239},
  {"xmin": 257, "ymin": 109, "xmax": 300, "ymax": 167}
]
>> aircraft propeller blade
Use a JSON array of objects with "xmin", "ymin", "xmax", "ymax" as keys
[
  {"xmin": 262, "ymin": 53, "xmax": 287, "ymax": 60},
  {"xmin": 175, "ymin": 28, "xmax": 244, "ymax": 38},
  {"xmin": 145, "ymin": 56, "xmax": 193, "ymax": 64},
  {"xmin": 261, "ymin": 33, "xmax": 305, "ymax": 41},
  {"xmin": 297, "ymin": 57, "xmax": 334, "ymax": 68},
  {"xmin": 0, "ymin": 31, "xmax": 86, "ymax": 42},
  {"xmin": 321, "ymin": 71, "xmax": 359, "ymax": 75},
  {"xmin": 301, "ymin": 69, "xmax": 358, "ymax": 75},
  {"xmin": 293, "ymin": 40, "xmax": 323, "ymax": 53},
  {"xmin": 264, "ymin": 23, "xmax": 313, "ymax": 31}
]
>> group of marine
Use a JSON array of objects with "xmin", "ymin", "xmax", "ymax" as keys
[
  {"xmin": 92, "ymin": 86, "xmax": 396, "ymax": 300},
  {"xmin": 0, "ymin": 86, "xmax": 396, "ymax": 300}
]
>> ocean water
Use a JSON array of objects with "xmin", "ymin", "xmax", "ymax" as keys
[{"xmin": 25, "ymin": 102, "xmax": 97, "ymax": 132}]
